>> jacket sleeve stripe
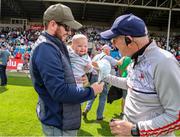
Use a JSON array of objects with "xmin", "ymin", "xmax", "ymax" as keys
[
  {"xmin": 140, "ymin": 111, "xmax": 180, "ymax": 136},
  {"xmin": 140, "ymin": 124, "xmax": 180, "ymax": 136}
]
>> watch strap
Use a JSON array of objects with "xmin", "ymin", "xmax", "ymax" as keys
[{"xmin": 131, "ymin": 124, "xmax": 140, "ymax": 136}]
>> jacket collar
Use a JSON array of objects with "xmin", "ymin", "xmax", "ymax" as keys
[
  {"xmin": 42, "ymin": 31, "xmax": 63, "ymax": 48},
  {"xmin": 131, "ymin": 39, "xmax": 152, "ymax": 68},
  {"xmin": 41, "ymin": 31, "xmax": 71, "ymax": 62}
]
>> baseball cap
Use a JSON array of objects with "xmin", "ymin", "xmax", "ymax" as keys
[
  {"xmin": 43, "ymin": 3, "xmax": 82, "ymax": 30},
  {"xmin": 100, "ymin": 14, "xmax": 148, "ymax": 40}
]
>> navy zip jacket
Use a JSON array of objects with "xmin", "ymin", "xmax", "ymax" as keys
[{"xmin": 30, "ymin": 32, "xmax": 95, "ymax": 129}]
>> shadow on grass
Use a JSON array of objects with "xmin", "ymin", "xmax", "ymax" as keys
[
  {"xmin": 83, "ymin": 117, "xmax": 96, "ymax": 123},
  {"xmin": 7, "ymin": 76, "xmax": 32, "ymax": 87},
  {"xmin": 0, "ymin": 86, "xmax": 8, "ymax": 93},
  {"xmin": 97, "ymin": 120, "xmax": 112, "ymax": 136},
  {"xmin": 83, "ymin": 117, "xmax": 112, "ymax": 136},
  {"xmin": 113, "ymin": 113, "xmax": 121, "ymax": 119},
  {"xmin": 78, "ymin": 129, "xmax": 93, "ymax": 136}
]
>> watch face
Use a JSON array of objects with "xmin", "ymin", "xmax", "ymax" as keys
[{"xmin": 131, "ymin": 126, "xmax": 139, "ymax": 136}]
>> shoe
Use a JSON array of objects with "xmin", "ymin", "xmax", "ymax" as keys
[
  {"xmin": 96, "ymin": 117, "xmax": 104, "ymax": 121},
  {"xmin": 119, "ymin": 112, "xmax": 124, "ymax": 119},
  {"xmin": 82, "ymin": 109, "xmax": 89, "ymax": 119}
]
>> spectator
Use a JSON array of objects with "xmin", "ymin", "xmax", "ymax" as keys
[
  {"xmin": 0, "ymin": 45, "xmax": 10, "ymax": 86},
  {"xmin": 82, "ymin": 44, "xmax": 122, "ymax": 121},
  {"xmin": 23, "ymin": 51, "xmax": 30, "ymax": 69},
  {"xmin": 101, "ymin": 13, "xmax": 180, "ymax": 136},
  {"xmin": 29, "ymin": 3, "xmax": 104, "ymax": 136},
  {"xmin": 15, "ymin": 51, "xmax": 22, "ymax": 59},
  {"xmin": 117, "ymin": 56, "xmax": 132, "ymax": 119}
]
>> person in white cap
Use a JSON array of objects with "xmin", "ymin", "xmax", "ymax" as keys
[
  {"xmin": 82, "ymin": 44, "xmax": 123, "ymax": 121},
  {"xmin": 101, "ymin": 13, "xmax": 180, "ymax": 136},
  {"xmin": 29, "ymin": 3, "xmax": 104, "ymax": 136}
]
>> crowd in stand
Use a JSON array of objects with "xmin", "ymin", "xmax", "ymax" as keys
[
  {"xmin": 0, "ymin": 27, "xmax": 40, "ymax": 69},
  {"xmin": 0, "ymin": 26, "xmax": 179, "ymax": 70},
  {"xmin": 151, "ymin": 33, "xmax": 180, "ymax": 57}
]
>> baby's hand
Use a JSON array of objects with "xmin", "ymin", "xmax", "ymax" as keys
[
  {"xmin": 84, "ymin": 63, "xmax": 92, "ymax": 72},
  {"xmin": 81, "ymin": 75, "xmax": 89, "ymax": 86}
]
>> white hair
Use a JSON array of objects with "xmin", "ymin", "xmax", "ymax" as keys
[
  {"xmin": 102, "ymin": 44, "xmax": 111, "ymax": 50},
  {"xmin": 72, "ymin": 34, "xmax": 87, "ymax": 42}
]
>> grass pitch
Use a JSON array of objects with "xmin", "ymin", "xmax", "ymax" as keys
[
  {"xmin": 0, "ymin": 72, "xmax": 179, "ymax": 136},
  {"xmin": 0, "ymin": 72, "xmax": 121, "ymax": 136}
]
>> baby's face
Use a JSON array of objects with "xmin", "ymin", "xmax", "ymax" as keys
[{"xmin": 72, "ymin": 38, "xmax": 88, "ymax": 56}]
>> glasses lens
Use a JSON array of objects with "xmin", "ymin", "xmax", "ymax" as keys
[
  {"xmin": 56, "ymin": 22, "xmax": 70, "ymax": 31},
  {"xmin": 63, "ymin": 24, "xmax": 70, "ymax": 32}
]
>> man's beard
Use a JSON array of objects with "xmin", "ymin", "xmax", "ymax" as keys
[
  {"xmin": 55, "ymin": 30, "xmax": 69, "ymax": 42},
  {"xmin": 54, "ymin": 29, "xmax": 62, "ymax": 41}
]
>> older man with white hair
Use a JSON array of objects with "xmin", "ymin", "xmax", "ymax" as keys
[{"xmin": 101, "ymin": 13, "xmax": 180, "ymax": 137}]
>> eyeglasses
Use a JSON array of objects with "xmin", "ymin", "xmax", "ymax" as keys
[
  {"xmin": 111, "ymin": 36, "xmax": 124, "ymax": 44},
  {"xmin": 56, "ymin": 22, "xmax": 71, "ymax": 32}
]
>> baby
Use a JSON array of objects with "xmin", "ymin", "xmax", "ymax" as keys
[{"xmin": 68, "ymin": 34, "xmax": 93, "ymax": 87}]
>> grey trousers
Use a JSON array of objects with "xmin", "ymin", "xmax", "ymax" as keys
[{"xmin": 41, "ymin": 123, "xmax": 78, "ymax": 136}]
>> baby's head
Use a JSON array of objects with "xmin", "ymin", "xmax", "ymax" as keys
[{"xmin": 71, "ymin": 34, "xmax": 88, "ymax": 56}]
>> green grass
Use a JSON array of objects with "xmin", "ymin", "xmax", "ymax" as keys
[
  {"xmin": 0, "ymin": 72, "xmax": 179, "ymax": 136},
  {"xmin": 79, "ymin": 100, "xmax": 121, "ymax": 136},
  {"xmin": 0, "ymin": 72, "xmax": 42, "ymax": 136}
]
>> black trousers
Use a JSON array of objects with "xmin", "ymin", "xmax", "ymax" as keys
[{"xmin": 0, "ymin": 65, "xmax": 7, "ymax": 86}]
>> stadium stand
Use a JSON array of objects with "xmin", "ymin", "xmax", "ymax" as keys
[{"xmin": 0, "ymin": 0, "xmax": 180, "ymax": 71}]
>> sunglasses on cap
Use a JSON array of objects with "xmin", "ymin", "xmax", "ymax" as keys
[{"xmin": 56, "ymin": 22, "xmax": 71, "ymax": 32}]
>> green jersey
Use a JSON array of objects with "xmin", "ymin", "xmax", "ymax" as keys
[{"xmin": 117, "ymin": 56, "xmax": 131, "ymax": 77}]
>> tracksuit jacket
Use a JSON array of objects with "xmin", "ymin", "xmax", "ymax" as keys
[{"xmin": 105, "ymin": 40, "xmax": 180, "ymax": 136}]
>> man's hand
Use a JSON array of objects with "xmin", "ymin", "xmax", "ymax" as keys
[
  {"xmin": 109, "ymin": 119, "xmax": 134, "ymax": 137},
  {"xmin": 92, "ymin": 61, "xmax": 99, "ymax": 70},
  {"xmin": 81, "ymin": 75, "xmax": 89, "ymax": 86},
  {"xmin": 91, "ymin": 82, "xmax": 104, "ymax": 96},
  {"xmin": 117, "ymin": 56, "xmax": 125, "ymax": 65}
]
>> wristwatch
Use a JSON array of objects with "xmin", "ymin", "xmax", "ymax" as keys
[{"xmin": 131, "ymin": 124, "xmax": 140, "ymax": 136}]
